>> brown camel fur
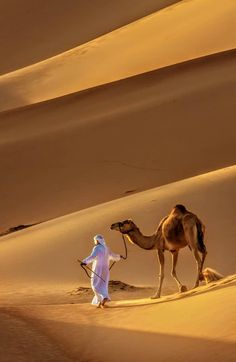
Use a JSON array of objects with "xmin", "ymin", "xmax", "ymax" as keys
[{"xmin": 110, "ymin": 204, "xmax": 207, "ymax": 298}]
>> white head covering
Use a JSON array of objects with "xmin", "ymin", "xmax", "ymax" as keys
[{"xmin": 94, "ymin": 234, "xmax": 107, "ymax": 247}]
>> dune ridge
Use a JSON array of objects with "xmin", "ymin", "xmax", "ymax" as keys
[
  {"xmin": 0, "ymin": 0, "xmax": 180, "ymax": 75},
  {"xmin": 0, "ymin": 0, "xmax": 235, "ymax": 111}
]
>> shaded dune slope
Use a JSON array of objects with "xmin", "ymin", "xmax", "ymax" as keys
[
  {"xmin": 0, "ymin": 0, "xmax": 235, "ymax": 111},
  {"xmin": 0, "ymin": 50, "xmax": 235, "ymax": 230}
]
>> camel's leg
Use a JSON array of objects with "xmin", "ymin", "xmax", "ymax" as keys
[
  {"xmin": 151, "ymin": 249, "xmax": 165, "ymax": 299},
  {"xmin": 171, "ymin": 251, "xmax": 187, "ymax": 293},
  {"xmin": 183, "ymin": 216, "xmax": 203, "ymax": 288},
  {"xmin": 199, "ymin": 249, "xmax": 207, "ymax": 281},
  {"xmin": 192, "ymin": 248, "xmax": 202, "ymax": 288}
]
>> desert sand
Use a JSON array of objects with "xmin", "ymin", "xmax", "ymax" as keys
[
  {"xmin": 0, "ymin": 0, "xmax": 236, "ymax": 111},
  {"xmin": 0, "ymin": 0, "xmax": 235, "ymax": 361},
  {"xmin": 0, "ymin": 50, "xmax": 236, "ymax": 232},
  {"xmin": 0, "ymin": 167, "xmax": 236, "ymax": 361}
]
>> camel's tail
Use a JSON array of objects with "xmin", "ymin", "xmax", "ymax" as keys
[{"xmin": 196, "ymin": 221, "xmax": 206, "ymax": 253}]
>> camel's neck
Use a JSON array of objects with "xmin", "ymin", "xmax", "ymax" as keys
[{"xmin": 125, "ymin": 228, "xmax": 157, "ymax": 250}]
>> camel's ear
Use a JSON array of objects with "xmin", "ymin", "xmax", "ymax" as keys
[
  {"xmin": 122, "ymin": 219, "xmax": 133, "ymax": 225},
  {"xmin": 126, "ymin": 219, "xmax": 133, "ymax": 224}
]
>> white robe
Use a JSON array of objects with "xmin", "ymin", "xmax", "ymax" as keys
[{"xmin": 83, "ymin": 244, "xmax": 120, "ymax": 305}]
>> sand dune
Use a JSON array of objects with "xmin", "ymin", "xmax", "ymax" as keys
[
  {"xmin": 0, "ymin": 166, "xmax": 235, "ymax": 292},
  {"xmin": 0, "ymin": 213, "xmax": 235, "ymax": 362},
  {"xmin": 1, "ymin": 276, "xmax": 235, "ymax": 361},
  {"xmin": 0, "ymin": 0, "xmax": 179, "ymax": 75},
  {"xmin": 1, "ymin": 2, "xmax": 235, "ymax": 361},
  {"xmin": 0, "ymin": 50, "xmax": 235, "ymax": 231},
  {"xmin": 0, "ymin": 165, "xmax": 235, "ymax": 360},
  {"xmin": 0, "ymin": 167, "xmax": 235, "ymax": 361},
  {"xmin": 0, "ymin": 0, "xmax": 236, "ymax": 111}
]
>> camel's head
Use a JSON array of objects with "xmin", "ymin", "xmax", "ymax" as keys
[{"xmin": 110, "ymin": 219, "xmax": 136, "ymax": 234}]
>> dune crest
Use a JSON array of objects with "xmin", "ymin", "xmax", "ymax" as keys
[
  {"xmin": 0, "ymin": 0, "xmax": 180, "ymax": 75},
  {"xmin": 112, "ymin": 274, "xmax": 236, "ymax": 307}
]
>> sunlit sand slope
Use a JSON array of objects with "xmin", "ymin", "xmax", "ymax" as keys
[
  {"xmin": 0, "ymin": 267, "xmax": 235, "ymax": 361},
  {"xmin": 0, "ymin": 51, "xmax": 235, "ymax": 230},
  {"xmin": 0, "ymin": 0, "xmax": 179, "ymax": 75},
  {"xmin": 0, "ymin": 0, "xmax": 235, "ymax": 110},
  {"xmin": 0, "ymin": 166, "xmax": 235, "ymax": 290}
]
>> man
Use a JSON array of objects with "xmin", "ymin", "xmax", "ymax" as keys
[{"xmin": 81, "ymin": 234, "xmax": 121, "ymax": 308}]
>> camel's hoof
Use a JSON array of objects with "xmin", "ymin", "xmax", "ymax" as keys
[
  {"xmin": 179, "ymin": 285, "xmax": 188, "ymax": 293},
  {"xmin": 150, "ymin": 294, "xmax": 160, "ymax": 299},
  {"xmin": 199, "ymin": 273, "xmax": 205, "ymax": 281}
]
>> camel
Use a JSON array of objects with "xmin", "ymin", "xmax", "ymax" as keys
[{"xmin": 110, "ymin": 204, "xmax": 207, "ymax": 298}]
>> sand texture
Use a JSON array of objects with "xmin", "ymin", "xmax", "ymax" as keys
[{"xmin": 0, "ymin": 0, "xmax": 235, "ymax": 361}]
